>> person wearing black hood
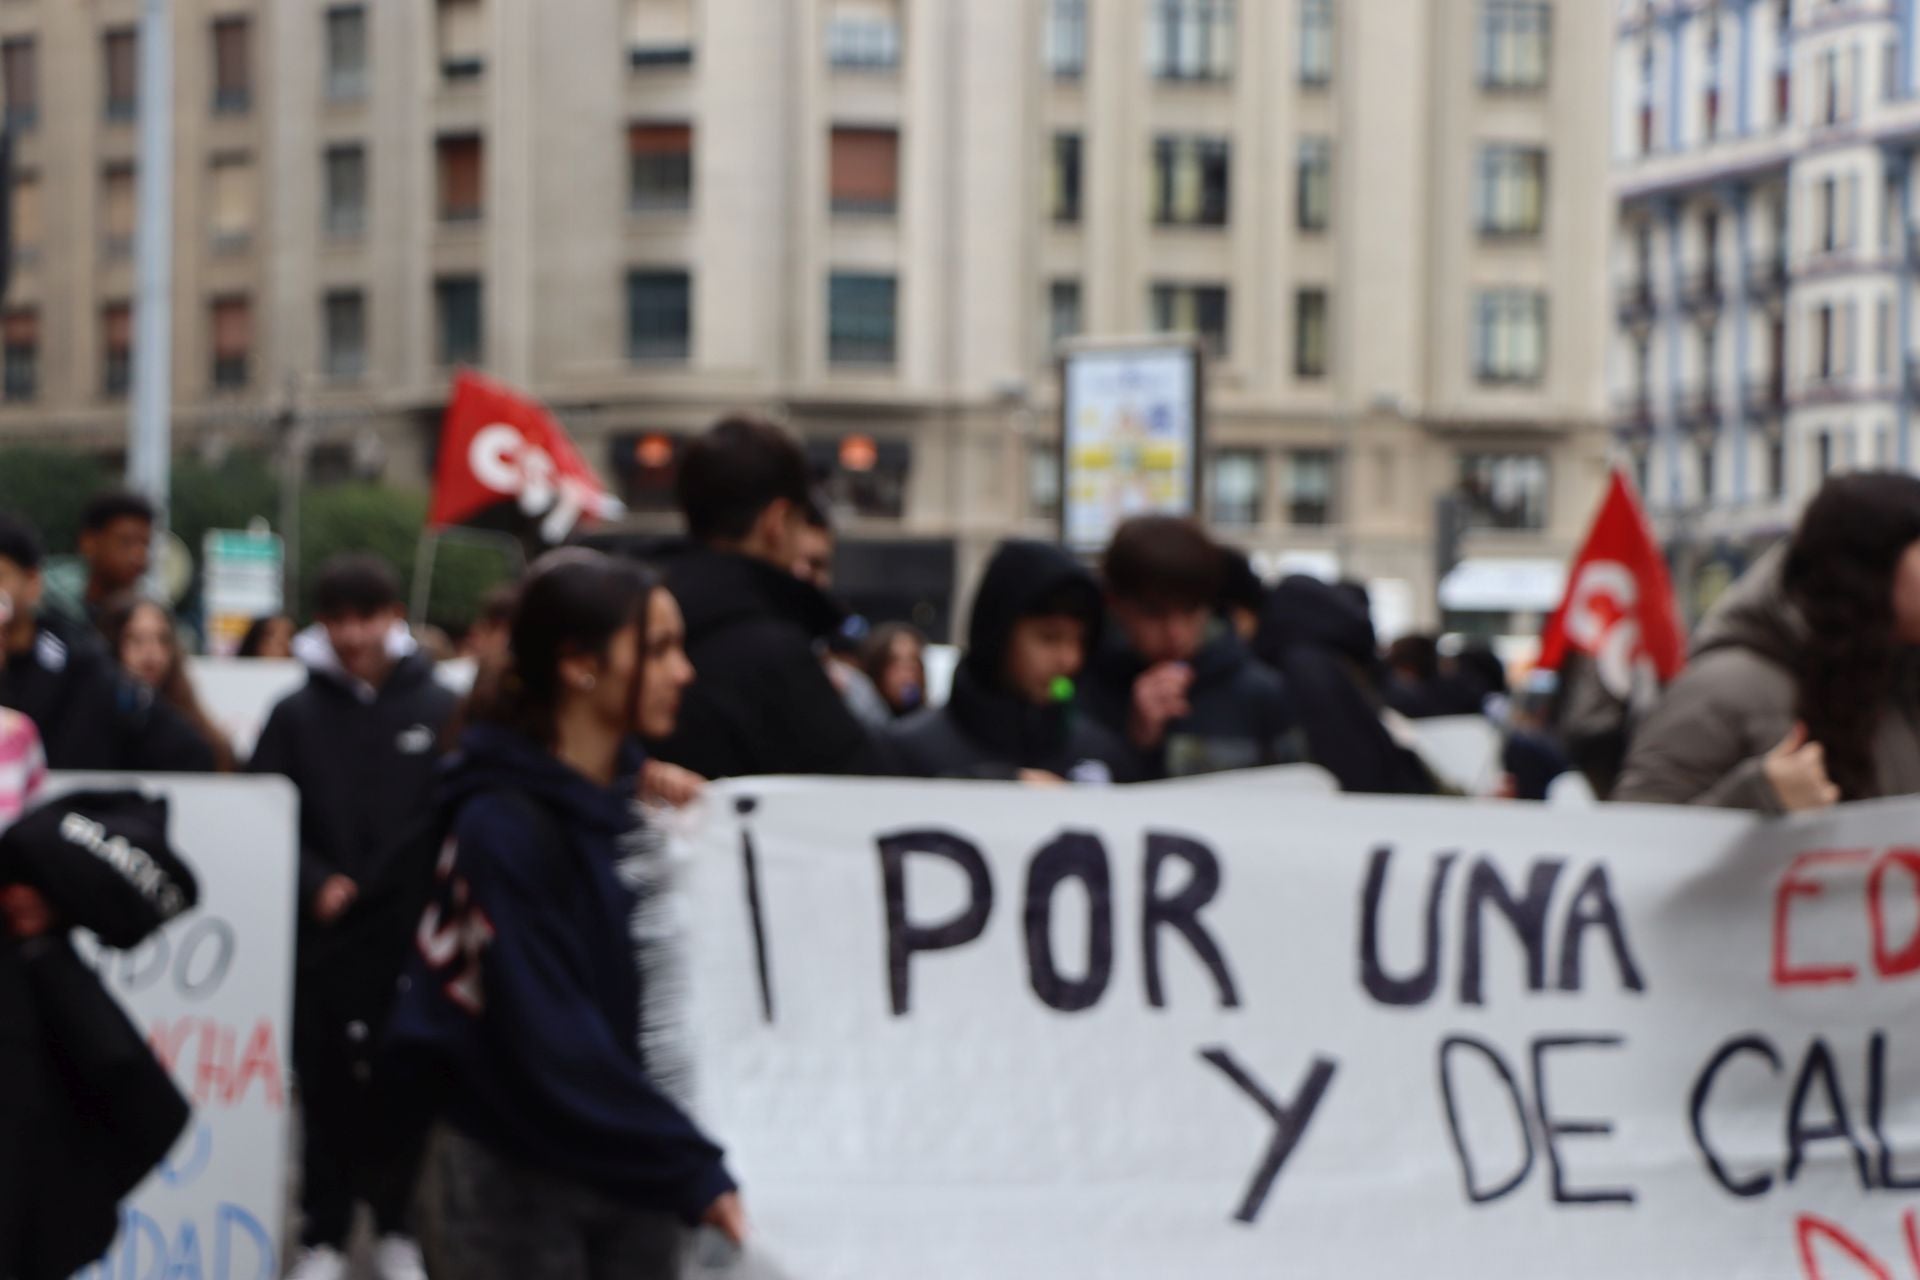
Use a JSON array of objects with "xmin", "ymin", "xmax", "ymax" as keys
[
  {"xmin": 886, "ymin": 540, "xmax": 1132, "ymax": 782},
  {"xmin": 650, "ymin": 416, "xmax": 882, "ymax": 779},
  {"xmin": 389, "ymin": 550, "xmax": 743, "ymax": 1278},
  {"xmin": 0, "ymin": 511, "xmax": 213, "ymax": 774},
  {"xmin": 1254, "ymin": 574, "xmax": 1437, "ymax": 794},
  {"xmin": 248, "ymin": 555, "xmax": 457, "ymax": 1280},
  {"xmin": 1080, "ymin": 516, "xmax": 1299, "ymax": 779}
]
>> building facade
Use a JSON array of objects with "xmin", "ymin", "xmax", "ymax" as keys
[
  {"xmin": 0, "ymin": 0, "xmax": 1610, "ymax": 637},
  {"xmin": 1611, "ymin": 0, "xmax": 1920, "ymax": 613}
]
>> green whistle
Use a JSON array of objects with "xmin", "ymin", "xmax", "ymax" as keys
[{"xmin": 1050, "ymin": 676, "xmax": 1076, "ymax": 703}]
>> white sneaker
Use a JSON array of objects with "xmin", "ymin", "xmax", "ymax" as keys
[
  {"xmin": 374, "ymin": 1234, "xmax": 429, "ymax": 1280},
  {"xmin": 284, "ymin": 1245, "xmax": 348, "ymax": 1280}
]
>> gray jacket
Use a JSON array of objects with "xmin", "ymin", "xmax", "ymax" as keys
[{"xmin": 1613, "ymin": 546, "xmax": 1920, "ymax": 811}]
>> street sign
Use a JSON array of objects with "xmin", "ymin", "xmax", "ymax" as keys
[{"xmin": 202, "ymin": 525, "xmax": 284, "ymax": 656}]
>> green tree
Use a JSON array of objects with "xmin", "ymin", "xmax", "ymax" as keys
[
  {"xmin": 0, "ymin": 447, "xmax": 113, "ymax": 553},
  {"xmin": 296, "ymin": 483, "xmax": 518, "ymax": 630}
]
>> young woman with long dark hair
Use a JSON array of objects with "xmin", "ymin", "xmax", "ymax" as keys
[
  {"xmin": 100, "ymin": 597, "xmax": 234, "ymax": 772},
  {"xmin": 1615, "ymin": 471, "xmax": 1920, "ymax": 810},
  {"xmin": 389, "ymin": 549, "xmax": 743, "ymax": 1279}
]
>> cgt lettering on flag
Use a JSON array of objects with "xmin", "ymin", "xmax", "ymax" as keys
[
  {"xmin": 1537, "ymin": 469, "xmax": 1686, "ymax": 700},
  {"xmin": 429, "ymin": 371, "xmax": 626, "ymax": 544}
]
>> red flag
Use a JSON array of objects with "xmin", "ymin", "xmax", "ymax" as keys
[
  {"xmin": 1537, "ymin": 469, "xmax": 1686, "ymax": 695},
  {"xmin": 429, "ymin": 371, "xmax": 625, "ymax": 543}
]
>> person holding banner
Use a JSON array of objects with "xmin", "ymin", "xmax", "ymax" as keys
[
  {"xmin": 1615, "ymin": 471, "xmax": 1920, "ymax": 810},
  {"xmin": 886, "ymin": 540, "xmax": 1132, "ymax": 783},
  {"xmin": 390, "ymin": 550, "xmax": 743, "ymax": 1279}
]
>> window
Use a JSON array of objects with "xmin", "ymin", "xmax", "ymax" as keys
[
  {"xmin": 1887, "ymin": 36, "xmax": 1901, "ymax": 104},
  {"xmin": 1767, "ymin": 434, "xmax": 1786, "ymax": 498},
  {"xmin": 1148, "ymin": 0, "xmax": 1234, "ymax": 82},
  {"xmin": 102, "ymin": 164, "xmax": 137, "ymax": 258},
  {"xmin": 1048, "ymin": 0, "xmax": 1087, "ymax": 78},
  {"xmin": 1048, "ymin": 279, "xmax": 1082, "ymax": 349},
  {"xmin": 829, "ymin": 273, "xmax": 897, "ymax": 365},
  {"xmin": 1816, "ymin": 302, "xmax": 1835, "ymax": 381},
  {"xmin": 102, "ymin": 304, "xmax": 132, "ymax": 397},
  {"xmin": 1152, "ymin": 283, "xmax": 1230, "ymax": 358},
  {"xmin": 829, "ymin": 127, "xmax": 899, "ymax": 216},
  {"xmin": 1297, "ymin": 137, "xmax": 1332, "ymax": 232},
  {"xmin": 1698, "ymin": 441, "xmax": 1716, "ymax": 504},
  {"xmin": 1637, "ymin": 37, "xmax": 1656, "ymax": 155},
  {"xmin": 1153, "ymin": 136, "xmax": 1231, "ymax": 227},
  {"xmin": 209, "ymin": 155, "xmax": 255, "ymax": 251},
  {"xmin": 1295, "ymin": 288, "xmax": 1328, "ymax": 378},
  {"xmin": 11, "ymin": 174, "xmax": 40, "ymax": 265},
  {"xmin": 1459, "ymin": 453, "xmax": 1548, "ymax": 530},
  {"xmin": 1051, "ymin": 133, "xmax": 1082, "ymax": 224},
  {"xmin": 212, "ymin": 18, "xmax": 251, "ymax": 115},
  {"xmin": 1478, "ymin": 1, "xmax": 1550, "ymax": 91},
  {"xmin": 209, "ymin": 296, "xmax": 251, "ymax": 390},
  {"xmin": 1822, "ymin": 48, "xmax": 1840, "ymax": 126},
  {"xmin": 326, "ymin": 6, "xmax": 369, "ymax": 102},
  {"xmin": 1775, "ymin": 0, "xmax": 1793, "ymax": 125},
  {"xmin": 1817, "ymin": 429, "xmax": 1835, "ymax": 478},
  {"xmin": 436, "ymin": 276, "xmax": 483, "ymax": 366},
  {"xmin": 438, "ymin": 0, "xmax": 485, "ymax": 81},
  {"xmin": 1476, "ymin": 145, "xmax": 1545, "ymax": 236},
  {"xmin": 104, "ymin": 29, "xmax": 138, "ymax": 122},
  {"xmin": 826, "ymin": 10, "xmax": 900, "ymax": 71},
  {"xmin": 1300, "ymin": 0, "xmax": 1334, "ymax": 87},
  {"xmin": 437, "ymin": 135, "xmax": 484, "ymax": 223},
  {"xmin": 1820, "ymin": 175, "xmax": 1837, "ymax": 253},
  {"xmin": 627, "ymin": 269, "xmax": 692, "ymax": 361},
  {"xmin": 1288, "ymin": 450, "xmax": 1336, "ymax": 526},
  {"xmin": 1704, "ymin": 12, "xmax": 1722, "ymax": 140},
  {"xmin": 1211, "ymin": 449, "xmax": 1263, "ymax": 527},
  {"xmin": 1879, "ymin": 296, "xmax": 1893, "ymax": 380},
  {"xmin": 3, "ymin": 40, "xmax": 35, "ymax": 131},
  {"xmin": 1699, "ymin": 322, "xmax": 1718, "ymax": 398},
  {"xmin": 629, "ymin": 123, "xmax": 693, "ymax": 212},
  {"xmin": 2, "ymin": 310, "xmax": 35, "ymax": 403},
  {"xmin": 324, "ymin": 290, "xmax": 367, "ymax": 380},
  {"xmin": 1473, "ymin": 290, "xmax": 1547, "ymax": 384},
  {"xmin": 325, "ymin": 145, "xmax": 367, "ymax": 237}
]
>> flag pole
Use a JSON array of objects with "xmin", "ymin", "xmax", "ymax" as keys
[{"xmin": 410, "ymin": 530, "xmax": 439, "ymax": 630}]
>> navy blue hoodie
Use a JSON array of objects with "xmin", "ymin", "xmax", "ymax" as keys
[{"xmin": 385, "ymin": 724, "xmax": 735, "ymax": 1224}]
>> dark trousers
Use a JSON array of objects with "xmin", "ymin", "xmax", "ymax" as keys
[
  {"xmin": 294, "ymin": 979, "xmax": 419, "ymax": 1248},
  {"xmin": 429, "ymin": 1126, "xmax": 682, "ymax": 1280}
]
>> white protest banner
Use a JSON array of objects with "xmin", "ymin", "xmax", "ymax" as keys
[
  {"xmin": 681, "ymin": 781, "xmax": 1920, "ymax": 1279},
  {"xmin": 51, "ymin": 774, "xmax": 299, "ymax": 1280}
]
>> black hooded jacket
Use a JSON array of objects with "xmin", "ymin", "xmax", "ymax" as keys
[
  {"xmin": 1080, "ymin": 621, "xmax": 1299, "ymax": 781},
  {"xmin": 653, "ymin": 547, "xmax": 881, "ymax": 780},
  {"xmin": 1254, "ymin": 576, "xmax": 1436, "ymax": 795},
  {"xmin": 247, "ymin": 630, "xmax": 459, "ymax": 913},
  {"xmin": 1, "ymin": 612, "xmax": 213, "ymax": 774},
  {"xmin": 885, "ymin": 541, "xmax": 1132, "ymax": 781}
]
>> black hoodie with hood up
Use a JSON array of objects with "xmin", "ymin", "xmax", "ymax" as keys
[
  {"xmin": 1254, "ymin": 575, "xmax": 1435, "ymax": 795},
  {"xmin": 653, "ymin": 546, "xmax": 882, "ymax": 780},
  {"xmin": 885, "ymin": 541, "xmax": 1132, "ymax": 781}
]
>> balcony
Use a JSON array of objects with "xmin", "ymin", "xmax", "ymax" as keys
[
  {"xmin": 1677, "ymin": 385, "xmax": 1721, "ymax": 430},
  {"xmin": 1615, "ymin": 391, "xmax": 1654, "ymax": 436},
  {"xmin": 1743, "ymin": 375, "xmax": 1786, "ymax": 419},
  {"xmin": 1680, "ymin": 268, "xmax": 1724, "ymax": 316},
  {"xmin": 1745, "ymin": 255, "xmax": 1788, "ymax": 300},
  {"xmin": 1615, "ymin": 277, "xmax": 1656, "ymax": 327}
]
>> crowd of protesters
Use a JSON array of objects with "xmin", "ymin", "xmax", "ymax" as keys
[{"xmin": 2, "ymin": 414, "xmax": 1919, "ymax": 1279}]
